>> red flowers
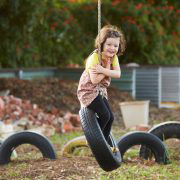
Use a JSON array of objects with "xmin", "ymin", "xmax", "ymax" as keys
[
  {"xmin": 112, "ymin": 0, "xmax": 121, "ymax": 6},
  {"xmin": 135, "ymin": 3, "xmax": 142, "ymax": 10},
  {"xmin": 50, "ymin": 22, "xmax": 59, "ymax": 32}
]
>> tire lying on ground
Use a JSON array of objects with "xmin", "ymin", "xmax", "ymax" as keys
[
  {"xmin": 139, "ymin": 121, "xmax": 180, "ymax": 160},
  {"xmin": 79, "ymin": 107, "xmax": 122, "ymax": 172},
  {"xmin": 0, "ymin": 139, "xmax": 18, "ymax": 158},
  {"xmin": 0, "ymin": 131, "xmax": 57, "ymax": 165},
  {"xmin": 117, "ymin": 131, "xmax": 169, "ymax": 164},
  {"xmin": 61, "ymin": 135, "xmax": 88, "ymax": 155},
  {"xmin": 61, "ymin": 134, "xmax": 116, "ymax": 156}
]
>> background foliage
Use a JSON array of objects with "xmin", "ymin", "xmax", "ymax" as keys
[{"xmin": 0, "ymin": 0, "xmax": 179, "ymax": 68}]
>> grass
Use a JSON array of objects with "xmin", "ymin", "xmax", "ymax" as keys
[{"xmin": 0, "ymin": 127, "xmax": 179, "ymax": 180}]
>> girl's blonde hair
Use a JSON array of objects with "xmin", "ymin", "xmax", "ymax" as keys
[{"xmin": 95, "ymin": 25, "xmax": 126, "ymax": 56}]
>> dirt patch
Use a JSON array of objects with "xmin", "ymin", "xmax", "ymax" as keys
[
  {"xmin": 0, "ymin": 78, "xmax": 180, "ymax": 127},
  {"xmin": 0, "ymin": 156, "xmax": 99, "ymax": 179}
]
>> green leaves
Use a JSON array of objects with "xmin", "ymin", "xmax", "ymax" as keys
[{"xmin": 0, "ymin": 0, "xmax": 179, "ymax": 67}]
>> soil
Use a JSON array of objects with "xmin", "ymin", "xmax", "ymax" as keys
[
  {"xmin": 0, "ymin": 156, "xmax": 100, "ymax": 179},
  {"xmin": 0, "ymin": 78, "xmax": 180, "ymax": 127}
]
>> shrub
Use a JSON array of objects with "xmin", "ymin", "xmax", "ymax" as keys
[{"xmin": 0, "ymin": 0, "xmax": 179, "ymax": 67}]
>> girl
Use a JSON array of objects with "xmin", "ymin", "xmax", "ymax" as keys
[{"xmin": 77, "ymin": 25, "xmax": 126, "ymax": 149}]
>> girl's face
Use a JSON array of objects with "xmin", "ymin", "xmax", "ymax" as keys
[{"xmin": 103, "ymin": 37, "xmax": 120, "ymax": 58}]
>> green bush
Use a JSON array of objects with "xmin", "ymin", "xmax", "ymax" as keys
[{"xmin": 0, "ymin": 0, "xmax": 179, "ymax": 67}]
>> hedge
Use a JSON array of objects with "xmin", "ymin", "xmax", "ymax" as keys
[{"xmin": 0, "ymin": 0, "xmax": 179, "ymax": 68}]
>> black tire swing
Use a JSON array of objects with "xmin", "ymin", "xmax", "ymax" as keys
[
  {"xmin": 79, "ymin": 108, "xmax": 121, "ymax": 171},
  {"xmin": 0, "ymin": 131, "xmax": 57, "ymax": 165},
  {"xmin": 139, "ymin": 121, "xmax": 180, "ymax": 160}
]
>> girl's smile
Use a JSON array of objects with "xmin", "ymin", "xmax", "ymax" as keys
[{"xmin": 103, "ymin": 37, "xmax": 120, "ymax": 58}]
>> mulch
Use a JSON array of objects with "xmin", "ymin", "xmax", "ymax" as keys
[{"xmin": 0, "ymin": 78, "xmax": 180, "ymax": 128}]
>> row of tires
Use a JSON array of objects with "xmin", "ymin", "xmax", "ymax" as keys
[
  {"xmin": 79, "ymin": 107, "xmax": 180, "ymax": 171},
  {"xmin": 0, "ymin": 108, "xmax": 179, "ymax": 172}
]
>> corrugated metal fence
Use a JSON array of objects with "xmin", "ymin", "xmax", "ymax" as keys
[
  {"xmin": 0, "ymin": 67, "xmax": 180, "ymax": 107},
  {"xmin": 161, "ymin": 67, "xmax": 180, "ymax": 103},
  {"xmin": 135, "ymin": 67, "xmax": 161, "ymax": 107}
]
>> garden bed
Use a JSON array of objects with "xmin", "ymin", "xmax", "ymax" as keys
[{"xmin": 0, "ymin": 78, "xmax": 180, "ymax": 127}]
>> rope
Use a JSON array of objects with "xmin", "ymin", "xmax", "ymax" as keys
[
  {"xmin": 98, "ymin": 0, "xmax": 102, "ymax": 63},
  {"xmin": 97, "ymin": 0, "xmax": 103, "ymax": 95}
]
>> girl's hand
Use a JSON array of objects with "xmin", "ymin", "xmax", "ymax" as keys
[
  {"xmin": 91, "ymin": 64, "xmax": 104, "ymax": 74},
  {"xmin": 96, "ymin": 64, "xmax": 104, "ymax": 73}
]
